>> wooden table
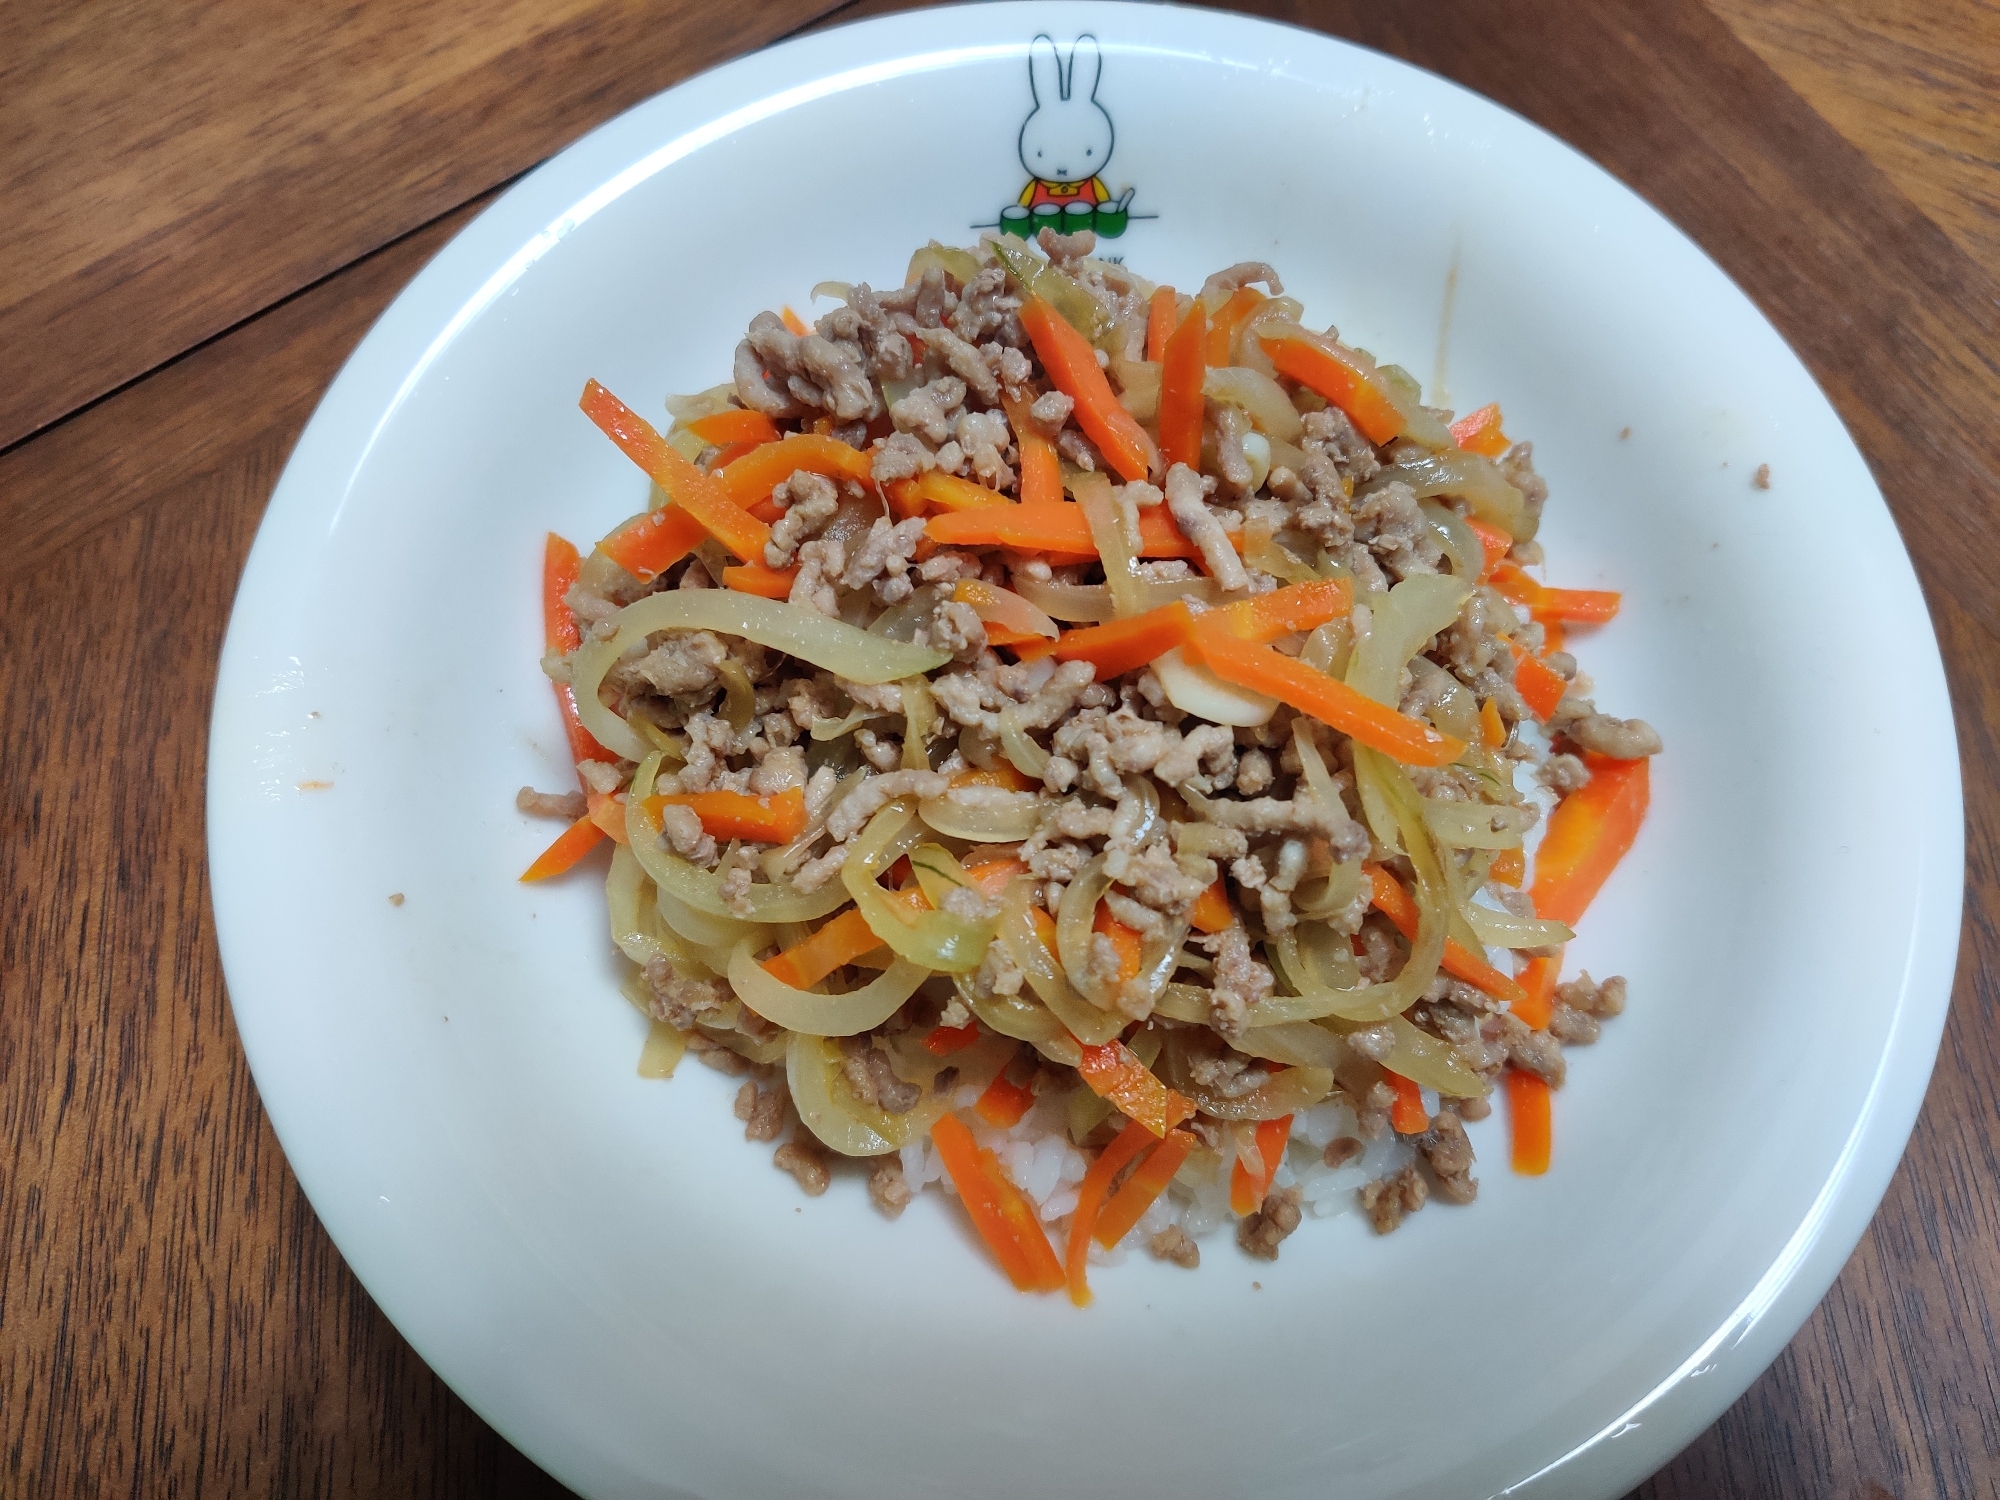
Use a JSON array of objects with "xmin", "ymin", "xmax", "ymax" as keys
[{"xmin": 4, "ymin": 0, "xmax": 1995, "ymax": 1493}]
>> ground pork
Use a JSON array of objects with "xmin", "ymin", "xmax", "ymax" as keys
[
  {"xmin": 1490, "ymin": 1011, "xmax": 1567, "ymax": 1087},
  {"xmin": 1361, "ymin": 1162, "xmax": 1429, "ymax": 1234},
  {"xmin": 890, "ymin": 375, "xmax": 966, "ymax": 446},
  {"xmin": 1556, "ymin": 971, "xmax": 1628, "ymax": 1017},
  {"xmin": 1323, "ymin": 1136, "xmax": 1363, "ymax": 1168},
  {"xmin": 1417, "ymin": 1110, "xmax": 1478, "ymax": 1203},
  {"xmin": 1539, "ymin": 753, "xmax": 1591, "ymax": 795},
  {"xmin": 658, "ymin": 802, "xmax": 717, "ymax": 866},
  {"xmin": 516, "ymin": 786, "xmax": 587, "ymax": 820},
  {"xmin": 774, "ymin": 1134, "xmax": 831, "ymax": 1195},
  {"xmin": 824, "ymin": 769, "xmax": 952, "ymax": 842},
  {"xmin": 1352, "ymin": 479, "xmax": 1442, "ymax": 581},
  {"xmin": 1236, "ymin": 1185, "xmax": 1304, "ymax": 1259},
  {"xmin": 1203, "ymin": 923, "xmax": 1275, "ymax": 1037},
  {"xmin": 871, "ymin": 430, "xmax": 935, "ymax": 484},
  {"xmin": 1164, "ymin": 462, "xmax": 1249, "ymax": 590},
  {"xmin": 868, "ymin": 1157, "xmax": 912, "ymax": 1218},
  {"xmin": 842, "ymin": 1040, "xmax": 922, "ymax": 1114},
  {"xmin": 1564, "ymin": 712, "xmax": 1664, "ymax": 759},
  {"xmin": 790, "ymin": 537, "xmax": 844, "ymax": 616},
  {"xmin": 642, "ymin": 956, "xmax": 731, "ymax": 1030},
  {"xmin": 1499, "ymin": 442, "xmax": 1549, "ymax": 533},
  {"xmin": 734, "ymin": 1080, "xmax": 788, "ymax": 1142},
  {"xmin": 919, "ymin": 324, "xmax": 1001, "ymax": 405},
  {"xmin": 765, "ymin": 470, "xmax": 840, "ymax": 567},
  {"xmin": 841, "ymin": 516, "xmax": 928, "ymax": 603},
  {"xmin": 1150, "ymin": 1225, "xmax": 1201, "ymax": 1267}
]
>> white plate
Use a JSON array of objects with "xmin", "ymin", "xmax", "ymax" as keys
[{"xmin": 207, "ymin": 6, "xmax": 1962, "ymax": 1497}]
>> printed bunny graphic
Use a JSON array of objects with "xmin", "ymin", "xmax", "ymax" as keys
[{"xmin": 998, "ymin": 34, "xmax": 1140, "ymax": 239}]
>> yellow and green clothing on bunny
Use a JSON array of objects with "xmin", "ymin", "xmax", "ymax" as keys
[{"xmin": 1019, "ymin": 176, "xmax": 1110, "ymax": 209}]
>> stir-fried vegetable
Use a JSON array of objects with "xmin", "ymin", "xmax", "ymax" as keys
[
  {"xmin": 520, "ymin": 812, "xmax": 606, "ymax": 882},
  {"xmin": 1228, "ymin": 1115, "xmax": 1293, "ymax": 1214},
  {"xmin": 581, "ymin": 380, "xmax": 772, "ymax": 568},
  {"xmin": 1019, "ymin": 296, "xmax": 1159, "ymax": 483},
  {"xmin": 1092, "ymin": 1127, "xmax": 1196, "ymax": 1249},
  {"xmin": 1530, "ymin": 755, "xmax": 1650, "ymax": 926},
  {"xmin": 1066, "ymin": 1118, "xmax": 1158, "ymax": 1306},
  {"xmin": 931, "ymin": 1114, "xmax": 1067, "ymax": 1293},
  {"xmin": 1507, "ymin": 1070, "xmax": 1552, "ymax": 1175},
  {"xmin": 1448, "ymin": 402, "xmax": 1510, "ymax": 457},
  {"xmin": 1158, "ymin": 299, "xmax": 1208, "ymax": 470}
]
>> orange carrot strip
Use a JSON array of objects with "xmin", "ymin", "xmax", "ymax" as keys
[
  {"xmin": 1205, "ymin": 286, "xmax": 1264, "ymax": 366},
  {"xmin": 1183, "ymin": 624, "xmax": 1466, "ymax": 767},
  {"xmin": 927, "ymin": 502, "xmax": 1212, "ymax": 560},
  {"xmin": 1508, "ymin": 640, "xmax": 1570, "ymax": 722},
  {"xmin": 914, "ymin": 470, "xmax": 1009, "ymax": 511},
  {"xmin": 975, "ymin": 1062, "xmax": 1038, "ymax": 1128},
  {"xmin": 542, "ymin": 534, "xmax": 618, "ymax": 770},
  {"xmin": 924, "ymin": 1023, "xmax": 982, "ymax": 1056},
  {"xmin": 963, "ymin": 857, "xmax": 1029, "ymax": 900},
  {"xmin": 519, "ymin": 813, "xmax": 608, "ymax": 882},
  {"xmin": 1093, "ymin": 1127, "xmax": 1196, "ymax": 1249},
  {"xmin": 952, "ymin": 762, "xmax": 1035, "ymax": 793},
  {"xmin": 1541, "ymin": 619, "xmax": 1567, "ymax": 655},
  {"xmin": 1465, "ymin": 517, "xmax": 1513, "ymax": 579},
  {"xmin": 1512, "ymin": 951, "xmax": 1562, "ymax": 1031},
  {"xmin": 1076, "ymin": 1041, "xmax": 1196, "ymax": 1138},
  {"xmin": 1204, "ymin": 578, "xmax": 1353, "ymax": 644},
  {"xmin": 930, "ymin": 1115, "xmax": 1064, "ymax": 1292},
  {"xmin": 883, "ymin": 479, "xmax": 927, "ymax": 519},
  {"xmin": 1019, "ymin": 296, "xmax": 1159, "ymax": 482},
  {"xmin": 1449, "ymin": 402, "xmax": 1511, "ymax": 458},
  {"xmin": 1533, "ymin": 587, "xmax": 1622, "ymax": 625},
  {"xmin": 1046, "ymin": 600, "xmax": 1196, "ymax": 679},
  {"xmin": 1507, "ymin": 1070, "xmax": 1552, "ymax": 1175},
  {"xmin": 1479, "ymin": 696, "xmax": 1507, "ymax": 749},
  {"xmin": 1001, "ymin": 391, "xmax": 1063, "ymax": 508},
  {"xmin": 780, "ymin": 305, "xmax": 810, "ymax": 336},
  {"xmin": 1189, "ymin": 879, "xmax": 1234, "ymax": 934},
  {"xmin": 985, "ymin": 1152, "xmax": 1069, "ymax": 1293},
  {"xmin": 1258, "ymin": 330, "xmax": 1404, "ymax": 445},
  {"xmin": 1228, "ymin": 1114, "xmax": 1293, "ymax": 1215},
  {"xmin": 1365, "ymin": 865, "xmax": 1528, "ymax": 1006},
  {"xmin": 1385, "ymin": 1072, "xmax": 1429, "ymax": 1134},
  {"xmin": 581, "ymin": 380, "xmax": 771, "ymax": 566},
  {"xmin": 684, "ymin": 409, "xmax": 782, "ymax": 447},
  {"xmin": 1529, "ymin": 754, "xmax": 1650, "ymax": 927},
  {"xmin": 1065, "ymin": 1118, "xmax": 1157, "ymax": 1306},
  {"xmin": 1488, "ymin": 847, "xmax": 1526, "ymax": 888},
  {"xmin": 762, "ymin": 907, "xmax": 885, "ymax": 990},
  {"xmin": 645, "ymin": 787, "xmax": 807, "ymax": 844},
  {"xmin": 586, "ymin": 790, "xmax": 630, "ymax": 846},
  {"xmin": 718, "ymin": 433, "xmax": 876, "ymax": 507},
  {"xmin": 1091, "ymin": 904, "xmax": 1143, "ymax": 985},
  {"xmin": 1144, "ymin": 286, "xmax": 1178, "ymax": 362},
  {"xmin": 721, "ymin": 562, "xmax": 798, "ymax": 600},
  {"xmin": 1157, "ymin": 299, "xmax": 1207, "ymax": 471}
]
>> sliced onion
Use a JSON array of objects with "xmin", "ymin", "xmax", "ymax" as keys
[
  {"xmin": 1110, "ymin": 358, "xmax": 1162, "ymax": 422},
  {"xmin": 953, "ymin": 579, "xmax": 1059, "ymax": 638},
  {"xmin": 996, "ymin": 703, "xmax": 1052, "ymax": 780},
  {"xmin": 1075, "ymin": 470, "xmax": 1143, "ymax": 619},
  {"xmin": 789, "ymin": 1029, "xmax": 1012, "ymax": 1157},
  {"xmin": 761, "ymin": 767, "xmax": 865, "ymax": 881},
  {"xmin": 573, "ymin": 592, "xmax": 949, "ymax": 760},
  {"xmin": 728, "ymin": 940, "xmax": 928, "ymax": 1036},
  {"xmin": 1424, "ymin": 797, "xmax": 1535, "ymax": 849},
  {"xmin": 1055, "ymin": 853, "xmax": 1120, "ymax": 1011},
  {"xmin": 656, "ymin": 883, "xmax": 759, "ymax": 950},
  {"xmin": 1232, "ymin": 1020, "xmax": 1345, "ymax": 1068},
  {"xmin": 842, "ymin": 802, "xmax": 996, "ymax": 973},
  {"xmin": 1346, "ymin": 573, "xmax": 1474, "ymax": 707},
  {"xmin": 1374, "ymin": 450, "xmax": 1530, "ymax": 540},
  {"xmin": 1203, "ymin": 366, "xmax": 1304, "ymax": 442},
  {"xmin": 606, "ymin": 845, "xmax": 671, "ymax": 966},
  {"xmin": 1155, "ymin": 647, "xmax": 1278, "ymax": 727},
  {"xmin": 906, "ymin": 242, "xmax": 985, "ymax": 288},
  {"xmin": 1152, "ymin": 982, "xmax": 1211, "ymax": 1025},
  {"xmin": 812, "ymin": 708, "xmax": 886, "ymax": 741},
  {"xmin": 997, "ymin": 879, "xmax": 1124, "ymax": 1044},
  {"xmin": 959, "ymin": 980, "xmax": 1084, "ymax": 1067},
  {"xmin": 1160, "ymin": 1033, "xmax": 1334, "ymax": 1120},
  {"xmin": 1381, "ymin": 1015, "xmax": 1487, "ymax": 1096},
  {"xmin": 1242, "ymin": 524, "xmax": 1320, "ymax": 585},
  {"xmin": 637, "ymin": 1020, "xmax": 685, "ymax": 1078},
  {"xmin": 1462, "ymin": 903, "xmax": 1573, "ymax": 950},
  {"xmin": 919, "ymin": 788, "xmax": 1044, "ymax": 842},
  {"xmin": 1013, "ymin": 575, "xmax": 1220, "ymax": 623},
  {"xmin": 1419, "ymin": 498, "xmax": 1485, "ymax": 580},
  {"xmin": 901, "ymin": 675, "xmax": 935, "ymax": 770}
]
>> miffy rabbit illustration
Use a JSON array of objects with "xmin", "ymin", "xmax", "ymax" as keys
[{"xmin": 1000, "ymin": 33, "xmax": 1138, "ymax": 239}]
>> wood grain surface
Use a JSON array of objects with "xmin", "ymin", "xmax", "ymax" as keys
[{"xmin": 2, "ymin": 0, "xmax": 1996, "ymax": 1495}]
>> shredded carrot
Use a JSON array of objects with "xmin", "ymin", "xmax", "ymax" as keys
[
  {"xmin": 1145, "ymin": 286, "xmax": 1178, "ymax": 362},
  {"xmin": 1001, "ymin": 392, "xmax": 1063, "ymax": 507},
  {"xmin": 717, "ymin": 433, "xmax": 876, "ymax": 508},
  {"xmin": 1385, "ymin": 1072, "xmax": 1429, "ymax": 1134},
  {"xmin": 1465, "ymin": 517, "xmax": 1512, "ymax": 580},
  {"xmin": 1512, "ymin": 951, "xmax": 1562, "ymax": 1030},
  {"xmin": 542, "ymin": 534, "xmax": 618, "ymax": 770},
  {"xmin": 1365, "ymin": 864, "xmax": 1528, "ymax": 1006},
  {"xmin": 951, "ymin": 762, "xmax": 1035, "ymax": 794},
  {"xmin": 930, "ymin": 1114, "xmax": 1065, "ymax": 1292},
  {"xmin": 586, "ymin": 790, "xmax": 630, "ymax": 846},
  {"xmin": 1076, "ymin": 1041, "xmax": 1196, "ymax": 1138},
  {"xmin": 1479, "ymin": 696, "xmax": 1507, "ymax": 749},
  {"xmin": 1488, "ymin": 847, "xmax": 1526, "ymax": 887},
  {"xmin": 645, "ymin": 787, "xmax": 807, "ymax": 844},
  {"xmin": 581, "ymin": 380, "xmax": 771, "ymax": 566},
  {"xmin": 923, "ymin": 1022, "xmax": 983, "ymax": 1056},
  {"xmin": 1204, "ymin": 286, "xmax": 1264, "ymax": 366},
  {"xmin": 780, "ymin": 305, "xmax": 809, "ymax": 336},
  {"xmin": 1508, "ymin": 639, "xmax": 1570, "ymax": 722},
  {"xmin": 1046, "ymin": 600, "xmax": 1196, "ymax": 679},
  {"xmin": 1491, "ymin": 561, "xmax": 1621, "ymax": 625},
  {"xmin": 975, "ymin": 1061, "xmax": 1038, "ymax": 1128},
  {"xmin": 884, "ymin": 479, "xmax": 926, "ymax": 519},
  {"xmin": 1449, "ymin": 402, "xmax": 1511, "ymax": 458},
  {"xmin": 1065, "ymin": 1118, "xmax": 1158, "ymax": 1306},
  {"xmin": 1228, "ymin": 1115, "xmax": 1293, "ymax": 1215},
  {"xmin": 910, "ymin": 470, "xmax": 1008, "ymax": 511},
  {"xmin": 1093, "ymin": 1127, "xmax": 1196, "ymax": 1248},
  {"xmin": 721, "ymin": 562, "xmax": 797, "ymax": 599},
  {"xmin": 1019, "ymin": 296, "xmax": 1159, "ymax": 482},
  {"xmin": 1541, "ymin": 619, "xmax": 1567, "ymax": 654},
  {"xmin": 1182, "ymin": 622, "xmax": 1466, "ymax": 767},
  {"xmin": 1203, "ymin": 578, "xmax": 1353, "ymax": 643},
  {"xmin": 927, "ymin": 501, "xmax": 1215, "ymax": 560},
  {"xmin": 519, "ymin": 812, "xmax": 608, "ymax": 882},
  {"xmin": 684, "ymin": 409, "xmax": 781, "ymax": 447},
  {"xmin": 1091, "ymin": 904, "xmax": 1143, "ymax": 985},
  {"xmin": 963, "ymin": 855, "xmax": 1029, "ymax": 897},
  {"xmin": 1258, "ymin": 330, "xmax": 1404, "ymax": 445},
  {"xmin": 1529, "ymin": 754, "xmax": 1649, "ymax": 927},
  {"xmin": 1157, "ymin": 298, "xmax": 1207, "ymax": 471},
  {"xmin": 1189, "ymin": 879, "xmax": 1234, "ymax": 934},
  {"xmin": 762, "ymin": 907, "xmax": 886, "ymax": 990},
  {"xmin": 1507, "ymin": 1070, "xmax": 1552, "ymax": 1175}
]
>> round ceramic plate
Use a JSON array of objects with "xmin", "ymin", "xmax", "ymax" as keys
[{"xmin": 207, "ymin": 6, "xmax": 1962, "ymax": 1497}]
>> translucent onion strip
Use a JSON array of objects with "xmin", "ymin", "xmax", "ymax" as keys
[
  {"xmin": 787, "ymin": 1030, "xmax": 1012, "ymax": 1157},
  {"xmin": 1373, "ymin": 451, "xmax": 1531, "ymax": 541},
  {"xmin": 606, "ymin": 845, "xmax": 671, "ymax": 966},
  {"xmin": 1075, "ymin": 470, "xmax": 1143, "ymax": 618},
  {"xmin": 1381, "ymin": 1015, "xmax": 1487, "ymax": 1097},
  {"xmin": 1419, "ymin": 498, "xmax": 1484, "ymax": 580},
  {"xmin": 996, "ymin": 703, "xmax": 1052, "ymax": 781},
  {"xmin": 1424, "ymin": 796, "xmax": 1535, "ymax": 850},
  {"xmin": 1346, "ymin": 574, "xmax": 1474, "ymax": 707},
  {"xmin": 573, "ymin": 592, "xmax": 949, "ymax": 760},
  {"xmin": 728, "ymin": 940, "xmax": 929, "ymax": 1036},
  {"xmin": 997, "ymin": 879, "xmax": 1124, "ymax": 1045},
  {"xmin": 841, "ymin": 802, "xmax": 996, "ymax": 973},
  {"xmin": 1055, "ymin": 853, "xmax": 1120, "ymax": 1011},
  {"xmin": 1462, "ymin": 903, "xmax": 1574, "ymax": 950},
  {"xmin": 1013, "ymin": 575, "xmax": 1220, "ymax": 624},
  {"xmin": 1202, "ymin": 365, "xmax": 1304, "ymax": 442},
  {"xmin": 1231, "ymin": 1020, "xmax": 1346, "ymax": 1069},
  {"xmin": 958, "ymin": 979, "xmax": 1085, "ymax": 1067},
  {"xmin": 919, "ymin": 788, "xmax": 1044, "ymax": 842}
]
